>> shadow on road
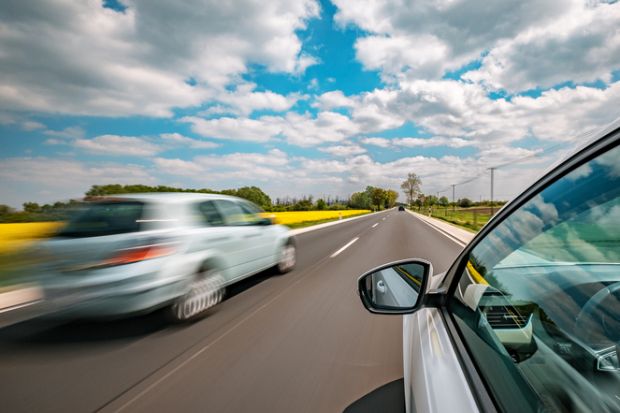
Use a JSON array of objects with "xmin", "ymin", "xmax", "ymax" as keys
[
  {"xmin": 0, "ymin": 267, "xmax": 281, "ymax": 347},
  {"xmin": 343, "ymin": 378, "xmax": 405, "ymax": 413}
]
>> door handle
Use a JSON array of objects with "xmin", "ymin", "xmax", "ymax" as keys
[{"xmin": 244, "ymin": 233, "xmax": 261, "ymax": 239}]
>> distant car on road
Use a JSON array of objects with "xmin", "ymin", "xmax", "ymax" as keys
[
  {"xmin": 398, "ymin": 205, "xmax": 406, "ymax": 211},
  {"xmin": 34, "ymin": 193, "xmax": 295, "ymax": 322},
  {"xmin": 357, "ymin": 123, "xmax": 620, "ymax": 412}
]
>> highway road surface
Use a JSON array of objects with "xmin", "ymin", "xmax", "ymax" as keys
[{"xmin": 0, "ymin": 209, "xmax": 465, "ymax": 413}]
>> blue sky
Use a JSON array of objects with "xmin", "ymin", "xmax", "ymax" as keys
[{"xmin": 1, "ymin": 0, "xmax": 619, "ymax": 207}]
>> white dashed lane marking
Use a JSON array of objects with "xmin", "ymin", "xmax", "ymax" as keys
[{"xmin": 330, "ymin": 237, "xmax": 359, "ymax": 258}]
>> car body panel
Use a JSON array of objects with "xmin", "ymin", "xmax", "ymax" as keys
[{"xmin": 404, "ymin": 308, "xmax": 479, "ymax": 413}]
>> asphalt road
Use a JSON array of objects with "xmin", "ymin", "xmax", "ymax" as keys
[{"xmin": 0, "ymin": 209, "xmax": 465, "ymax": 413}]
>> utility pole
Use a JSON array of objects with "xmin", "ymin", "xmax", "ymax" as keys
[
  {"xmin": 490, "ymin": 167, "xmax": 495, "ymax": 216},
  {"xmin": 451, "ymin": 184, "xmax": 455, "ymax": 211}
]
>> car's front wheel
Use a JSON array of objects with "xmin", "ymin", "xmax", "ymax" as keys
[
  {"xmin": 276, "ymin": 240, "xmax": 296, "ymax": 274},
  {"xmin": 167, "ymin": 268, "xmax": 225, "ymax": 322}
]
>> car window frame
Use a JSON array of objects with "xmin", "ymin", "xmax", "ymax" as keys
[
  {"xmin": 214, "ymin": 199, "xmax": 261, "ymax": 226},
  {"xmin": 435, "ymin": 126, "xmax": 620, "ymax": 413},
  {"xmin": 196, "ymin": 200, "xmax": 225, "ymax": 227}
]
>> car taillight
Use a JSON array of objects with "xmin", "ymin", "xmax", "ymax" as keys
[{"xmin": 103, "ymin": 244, "xmax": 175, "ymax": 267}]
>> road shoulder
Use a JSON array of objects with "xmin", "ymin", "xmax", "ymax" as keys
[{"xmin": 405, "ymin": 210, "xmax": 475, "ymax": 246}]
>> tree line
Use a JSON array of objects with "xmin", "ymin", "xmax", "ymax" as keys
[{"xmin": 0, "ymin": 183, "xmax": 401, "ymax": 222}]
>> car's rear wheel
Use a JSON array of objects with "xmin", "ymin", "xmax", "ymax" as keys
[
  {"xmin": 167, "ymin": 267, "xmax": 225, "ymax": 322},
  {"xmin": 276, "ymin": 240, "xmax": 296, "ymax": 274}
]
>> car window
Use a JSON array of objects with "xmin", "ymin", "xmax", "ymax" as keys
[
  {"xmin": 56, "ymin": 201, "xmax": 144, "ymax": 238},
  {"xmin": 197, "ymin": 201, "xmax": 225, "ymax": 226},
  {"xmin": 449, "ymin": 143, "xmax": 620, "ymax": 413},
  {"xmin": 238, "ymin": 201, "xmax": 265, "ymax": 224},
  {"xmin": 216, "ymin": 200, "xmax": 262, "ymax": 226}
]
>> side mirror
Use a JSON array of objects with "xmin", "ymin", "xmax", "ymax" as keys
[
  {"xmin": 258, "ymin": 217, "xmax": 273, "ymax": 225},
  {"xmin": 358, "ymin": 259, "xmax": 432, "ymax": 314}
]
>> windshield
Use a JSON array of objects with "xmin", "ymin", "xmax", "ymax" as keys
[{"xmin": 56, "ymin": 201, "xmax": 144, "ymax": 238}]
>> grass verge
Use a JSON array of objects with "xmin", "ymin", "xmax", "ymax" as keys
[{"xmin": 413, "ymin": 207, "xmax": 493, "ymax": 232}]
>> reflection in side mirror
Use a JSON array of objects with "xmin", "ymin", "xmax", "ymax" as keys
[{"xmin": 358, "ymin": 259, "xmax": 432, "ymax": 314}]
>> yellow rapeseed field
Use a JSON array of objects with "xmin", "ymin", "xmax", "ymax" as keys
[
  {"xmin": 0, "ymin": 222, "xmax": 63, "ymax": 254},
  {"xmin": 263, "ymin": 210, "xmax": 370, "ymax": 225}
]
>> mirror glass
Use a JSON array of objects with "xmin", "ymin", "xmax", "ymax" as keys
[{"xmin": 359, "ymin": 261, "xmax": 428, "ymax": 312}]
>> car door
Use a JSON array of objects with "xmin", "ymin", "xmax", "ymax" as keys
[
  {"xmin": 192, "ymin": 200, "xmax": 247, "ymax": 281},
  {"xmin": 214, "ymin": 199, "xmax": 265, "ymax": 280},
  {"xmin": 237, "ymin": 200, "xmax": 279, "ymax": 267},
  {"xmin": 426, "ymin": 131, "xmax": 620, "ymax": 413}
]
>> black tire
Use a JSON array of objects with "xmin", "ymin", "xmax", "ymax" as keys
[
  {"xmin": 166, "ymin": 267, "xmax": 225, "ymax": 323},
  {"xmin": 276, "ymin": 239, "xmax": 296, "ymax": 274}
]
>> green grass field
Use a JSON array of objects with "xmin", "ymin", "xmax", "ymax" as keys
[{"xmin": 425, "ymin": 207, "xmax": 494, "ymax": 232}]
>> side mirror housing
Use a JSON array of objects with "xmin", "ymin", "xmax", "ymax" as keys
[{"xmin": 358, "ymin": 259, "xmax": 433, "ymax": 314}]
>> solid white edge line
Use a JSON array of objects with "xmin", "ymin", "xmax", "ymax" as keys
[
  {"xmin": 330, "ymin": 237, "xmax": 359, "ymax": 258},
  {"xmin": 412, "ymin": 216, "xmax": 467, "ymax": 247}
]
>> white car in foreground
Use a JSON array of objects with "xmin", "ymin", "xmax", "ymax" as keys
[
  {"xmin": 34, "ymin": 193, "xmax": 295, "ymax": 322},
  {"xmin": 356, "ymin": 121, "xmax": 620, "ymax": 413}
]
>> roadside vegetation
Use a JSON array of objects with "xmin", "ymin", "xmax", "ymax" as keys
[
  {"xmin": 400, "ymin": 172, "xmax": 506, "ymax": 232},
  {"xmin": 265, "ymin": 210, "xmax": 370, "ymax": 228}
]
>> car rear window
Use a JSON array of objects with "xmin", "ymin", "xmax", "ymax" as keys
[{"xmin": 56, "ymin": 201, "xmax": 144, "ymax": 237}]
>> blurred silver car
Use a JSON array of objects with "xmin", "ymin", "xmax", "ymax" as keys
[
  {"xmin": 357, "ymin": 122, "xmax": 620, "ymax": 412},
  {"xmin": 33, "ymin": 193, "xmax": 295, "ymax": 322}
]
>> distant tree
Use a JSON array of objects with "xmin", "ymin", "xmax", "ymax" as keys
[
  {"xmin": 369, "ymin": 186, "xmax": 387, "ymax": 211},
  {"xmin": 0, "ymin": 204, "xmax": 14, "ymax": 216},
  {"xmin": 385, "ymin": 190, "xmax": 398, "ymax": 208},
  {"xmin": 232, "ymin": 186, "xmax": 272, "ymax": 209},
  {"xmin": 401, "ymin": 173, "xmax": 422, "ymax": 206},
  {"xmin": 23, "ymin": 202, "xmax": 41, "ymax": 213},
  {"xmin": 293, "ymin": 197, "xmax": 313, "ymax": 211},
  {"xmin": 458, "ymin": 198, "xmax": 473, "ymax": 208},
  {"xmin": 85, "ymin": 184, "xmax": 217, "ymax": 197},
  {"xmin": 316, "ymin": 198, "xmax": 327, "ymax": 210},
  {"xmin": 349, "ymin": 191, "xmax": 371, "ymax": 209},
  {"xmin": 439, "ymin": 196, "xmax": 449, "ymax": 207}
]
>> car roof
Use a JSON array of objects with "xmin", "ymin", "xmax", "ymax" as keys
[{"xmin": 90, "ymin": 192, "xmax": 241, "ymax": 204}]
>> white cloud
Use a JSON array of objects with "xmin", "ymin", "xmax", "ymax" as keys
[
  {"xmin": 211, "ymin": 83, "xmax": 301, "ymax": 116},
  {"xmin": 183, "ymin": 111, "xmax": 361, "ymax": 146},
  {"xmin": 21, "ymin": 121, "xmax": 45, "ymax": 131},
  {"xmin": 314, "ymin": 90, "xmax": 355, "ymax": 110},
  {"xmin": 0, "ymin": 157, "xmax": 154, "ymax": 207},
  {"xmin": 363, "ymin": 79, "xmax": 620, "ymax": 148},
  {"xmin": 160, "ymin": 133, "xmax": 219, "ymax": 149},
  {"xmin": 464, "ymin": 1, "xmax": 620, "ymax": 92},
  {"xmin": 74, "ymin": 135, "xmax": 161, "ymax": 156},
  {"xmin": 355, "ymin": 34, "xmax": 449, "ymax": 81},
  {"xmin": 44, "ymin": 126, "xmax": 86, "ymax": 141},
  {"xmin": 182, "ymin": 116, "xmax": 279, "ymax": 142},
  {"xmin": 153, "ymin": 157, "xmax": 205, "ymax": 176},
  {"xmin": 360, "ymin": 137, "xmax": 391, "ymax": 148},
  {"xmin": 393, "ymin": 137, "xmax": 475, "ymax": 148},
  {"xmin": 319, "ymin": 144, "xmax": 366, "ymax": 157},
  {"xmin": 0, "ymin": 0, "xmax": 319, "ymax": 116},
  {"xmin": 334, "ymin": 0, "xmax": 620, "ymax": 93}
]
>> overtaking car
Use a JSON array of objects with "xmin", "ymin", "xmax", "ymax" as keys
[
  {"xmin": 357, "ymin": 122, "xmax": 620, "ymax": 413},
  {"xmin": 32, "ymin": 193, "xmax": 296, "ymax": 322}
]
